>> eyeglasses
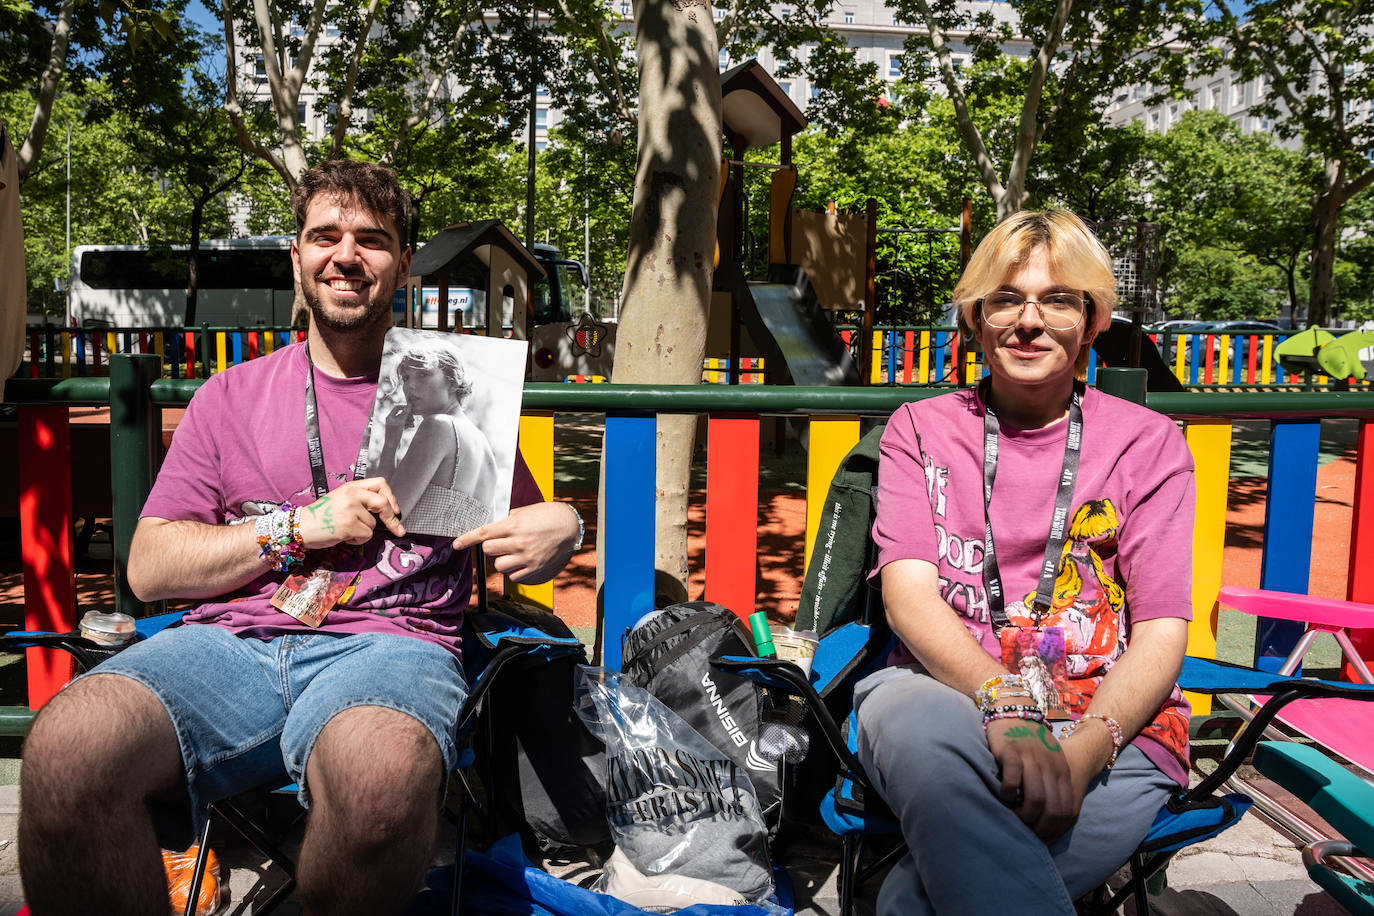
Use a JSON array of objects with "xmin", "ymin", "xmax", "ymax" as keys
[{"xmin": 978, "ymin": 291, "xmax": 1087, "ymax": 331}]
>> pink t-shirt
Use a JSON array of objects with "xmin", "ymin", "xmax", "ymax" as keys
[
  {"xmin": 871, "ymin": 386, "xmax": 1195, "ymax": 783},
  {"xmin": 141, "ymin": 342, "xmax": 541, "ymax": 659}
]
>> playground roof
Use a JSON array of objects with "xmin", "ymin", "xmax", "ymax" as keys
[
  {"xmin": 721, "ymin": 59, "xmax": 807, "ymax": 152},
  {"xmin": 409, "ymin": 219, "xmax": 546, "ymax": 283}
]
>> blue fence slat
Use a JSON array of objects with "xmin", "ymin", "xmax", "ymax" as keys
[
  {"xmin": 73, "ymin": 331, "xmax": 86, "ymax": 377},
  {"xmin": 1256, "ymin": 419, "xmax": 1321, "ymax": 672},
  {"xmin": 232, "ymin": 333, "xmax": 243, "ymax": 366},
  {"xmin": 601, "ymin": 413, "xmax": 656, "ymax": 671},
  {"xmin": 1232, "ymin": 338, "xmax": 1243, "ymax": 385},
  {"xmin": 933, "ymin": 331, "xmax": 947, "ymax": 383},
  {"xmin": 1189, "ymin": 337, "xmax": 1201, "ymax": 386}
]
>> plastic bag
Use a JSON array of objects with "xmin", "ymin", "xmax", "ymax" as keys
[
  {"xmin": 162, "ymin": 845, "xmax": 221, "ymax": 916},
  {"xmin": 574, "ymin": 667, "xmax": 775, "ymax": 905}
]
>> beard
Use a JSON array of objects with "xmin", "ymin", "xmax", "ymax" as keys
[{"xmin": 301, "ymin": 275, "xmax": 395, "ymax": 335}]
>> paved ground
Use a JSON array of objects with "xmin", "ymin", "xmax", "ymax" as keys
[{"xmin": 0, "ymin": 779, "xmax": 1351, "ymax": 916}]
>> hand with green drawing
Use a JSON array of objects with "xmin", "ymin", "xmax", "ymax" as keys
[{"xmin": 298, "ymin": 478, "xmax": 406, "ymax": 549}]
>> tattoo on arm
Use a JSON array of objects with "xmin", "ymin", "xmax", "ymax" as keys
[
  {"xmin": 308, "ymin": 497, "xmax": 336, "ymax": 535},
  {"xmin": 1003, "ymin": 724, "xmax": 1060, "ymax": 753}
]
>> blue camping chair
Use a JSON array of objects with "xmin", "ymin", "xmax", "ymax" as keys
[
  {"xmin": 712, "ymin": 619, "xmax": 1374, "ymax": 916},
  {"xmin": 1, "ymin": 544, "xmax": 588, "ymax": 916}
]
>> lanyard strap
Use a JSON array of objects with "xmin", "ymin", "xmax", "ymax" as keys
[
  {"xmin": 980, "ymin": 379, "xmax": 1084, "ymax": 629},
  {"xmin": 304, "ymin": 344, "xmax": 372, "ymax": 501}
]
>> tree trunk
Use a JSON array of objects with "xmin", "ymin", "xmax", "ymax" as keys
[
  {"xmin": 1308, "ymin": 171, "xmax": 1342, "ymax": 328},
  {"xmin": 605, "ymin": 0, "xmax": 721, "ymax": 600},
  {"xmin": 16, "ymin": 0, "xmax": 75, "ymax": 180},
  {"xmin": 186, "ymin": 198, "xmax": 204, "ymax": 326}
]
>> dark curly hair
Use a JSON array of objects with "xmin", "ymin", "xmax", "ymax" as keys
[{"xmin": 291, "ymin": 160, "xmax": 410, "ymax": 244}]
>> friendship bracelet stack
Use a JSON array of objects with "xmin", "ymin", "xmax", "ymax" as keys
[
  {"xmin": 255, "ymin": 504, "xmax": 306, "ymax": 572},
  {"xmin": 976, "ymin": 674, "xmax": 1126, "ymax": 769},
  {"xmin": 976, "ymin": 674, "xmax": 1048, "ymax": 727},
  {"xmin": 1064, "ymin": 713, "xmax": 1124, "ymax": 769}
]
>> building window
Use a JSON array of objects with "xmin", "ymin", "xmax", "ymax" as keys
[
  {"xmin": 719, "ymin": 49, "xmax": 729, "ymax": 69},
  {"xmin": 950, "ymin": 56, "xmax": 965, "ymax": 74},
  {"xmin": 536, "ymin": 84, "xmax": 549, "ymax": 98},
  {"xmin": 1231, "ymin": 80, "xmax": 1244, "ymax": 107},
  {"xmin": 535, "ymin": 107, "xmax": 548, "ymax": 129},
  {"xmin": 779, "ymin": 6, "xmax": 791, "ymax": 15},
  {"xmin": 887, "ymin": 54, "xmax": 902, "ymax": 80},
  {"xmin": 778, "ymin": 80, "xmax": 792, "ymax": 97},
  {"xmin": 715, "ymin": 6, "xmax": 725, "ymax": 18},
  {"xmin": 620, "ymin": 0, "xmax": 629, "ymax": 15},
  {"xmin": 254, "ymin": 56, "xmax": 268, "ymax": 83},
  {"xmin": 536, "ymin": 141, "xmax": 548, "ymax": 152},
  {"xmin": 1149, "ymin": 111, "xmax": 1160, "ymax": 131},
  {"xmin": 843, "ymin": 10, "xmax": 853, "ymax": 22},
  {"xmin": 1208, "ymin": 82, "xmax": 1222, "ymax": 110},
  {"xmin": 297, "ymin": 102, "xmax": 307, "ymax": 124},
  {"xmin": 1168, "ymin": 103, "xmax": 1179, "ymax": 124},
  {"xmin": 809, "ymin": 85, "xmax": 823, "ymax": 100}
]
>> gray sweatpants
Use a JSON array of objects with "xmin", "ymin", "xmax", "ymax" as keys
[{"xmin": 854, "ymin": 665, "xmax": 1176, "ymax": 916}]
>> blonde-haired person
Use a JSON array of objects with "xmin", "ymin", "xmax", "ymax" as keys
[{"xmin": 856, "ymin": 210, "xmax": 1194, "ymax": 914}]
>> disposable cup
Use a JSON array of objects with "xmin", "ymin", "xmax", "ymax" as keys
[{"xmin": 770, "ymin": 627, "xmax": 819, "ymax": 677}]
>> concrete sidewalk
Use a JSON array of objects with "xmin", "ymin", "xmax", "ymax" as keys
[{"xmin": 0, "ymin": 783, "xmax": 1347, "ymax": 915}]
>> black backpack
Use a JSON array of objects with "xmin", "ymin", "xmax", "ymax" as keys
[
  {"xmin": 620, "ymin": 601, "xmax": 784, "ymax": 824},
  {"xmin": 469, "ymin": 598, "xmax": 611, "ymax": 856}
]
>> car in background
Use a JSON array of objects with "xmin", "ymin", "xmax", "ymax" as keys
[{"xmin": 1147, "ymin": 318, "xmax": 1201, "ymax": 334}]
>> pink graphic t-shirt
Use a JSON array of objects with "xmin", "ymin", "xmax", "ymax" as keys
[
  {"xmin": 140, "ymin": 342, "xmax": 541, "ymax": 659},
  {"xmin": 870, "ymin": 386, "xmax": 1195, "ymax": 784}
]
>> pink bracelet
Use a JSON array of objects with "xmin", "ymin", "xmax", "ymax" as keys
[{"xmin": 1065, "ymin": 713, "xmax": 1123, "ymax": 769}]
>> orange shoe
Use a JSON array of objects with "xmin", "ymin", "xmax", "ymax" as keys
[{"xmin": 162, "ymin": 845, "xmax": 221, "ymax": 916}]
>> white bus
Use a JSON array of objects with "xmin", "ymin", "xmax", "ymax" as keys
[{"xmin": 68, "ymin": 237, "xmax": 296, "ymax": 328}]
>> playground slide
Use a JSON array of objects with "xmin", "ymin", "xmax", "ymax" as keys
[{"xmin": 720, "ymin": 262, "xmax": 860, "ymax": 386}]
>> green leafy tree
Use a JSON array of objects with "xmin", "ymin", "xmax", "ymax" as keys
[
  {"xmin": 1147, "ymin": 110, "xmax": 1316, "ymax": 321},
  {"xmin": 1211, "ymin": 0, "xmax": 1374, "ymax": 326},
  {"xmin": 897, "ymin": 0, "xmax": 1206, "ymax": 221}
]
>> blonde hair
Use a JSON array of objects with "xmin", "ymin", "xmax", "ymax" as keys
[{"xmin": 954, "ymin": 212, "xmax": 1117, "ymax": 364}]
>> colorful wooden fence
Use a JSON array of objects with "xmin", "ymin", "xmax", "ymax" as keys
[
  {"xmin": 841, "ymin": 327, "xmax": 1367, "ymax": 390},
  {"xmin": 9, "ymin": 367, "xmax": 1374, "ymax": 714}
]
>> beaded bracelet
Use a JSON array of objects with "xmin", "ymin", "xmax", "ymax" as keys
[
  {"xmin": 982, "ymin": 708, "xmax": 1048, "ymax": 729},
  {"xmin": 1064, "ymin": 713, "xmax": 1124, "ymax": 769},
  {"xmin": 254, "ymin": 505, "xmax": 306, "ymax": 572},
  {"xmin": 974, "ymin": 674, "xmax": 1029, "ymax": 713},
  {"xmin": 567, "ymin": 504, "xmax": 585, "ymax": 551}
]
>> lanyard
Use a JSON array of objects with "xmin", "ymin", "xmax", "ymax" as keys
[
  {"xmin": 980, "ymin": 379, "xmax": 1084, "ymax": 630},
  {"xmin": 304, "ymin": 344, "xmax": 373, "ymax": 500}
]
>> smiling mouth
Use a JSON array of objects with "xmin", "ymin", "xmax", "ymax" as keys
[{"xmin": 325, "ymin": 278, "xmax": 367, "ymax": 292}]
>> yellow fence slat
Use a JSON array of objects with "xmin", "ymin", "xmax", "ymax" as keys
[
  {"xmin": 871, "ymin": 332, "xmax": 883, "ymax": 385},
  {"xmin": 1218, "ymin": 335, "xmax": 1230, "ymax": 382},
  {"xmin": 1261, "ymin": 335, "xmax": 1274, "ymax": 385},
  {"xmin": 106, "ymin": 332, "xmax": 117, "ymax": 359},
  {"xmin": 1174, "ymin": 337, "xmax": 1187, "ymax": 384},
  {"xmin": 216, "ymin": 332, "xmax": 228, "ymax": 374},
  {"xmin": 1185, "ymin": 419, "xmax": 1232, "ymax": 713},
  {"xmin": 509, "ymin": 411, "xmax": 557, "ymax": 610},
  {"xmin": 805, "ymin": 415, "xmax": 861, "ymax": 569},
  {"xmin": 918, "ymin": 331, "xmax": 930, "ymax": 384}
]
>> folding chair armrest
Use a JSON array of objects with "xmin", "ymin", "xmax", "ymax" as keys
[
  {"xmin": 713, "ymin": 655, "xmax": 870, "ymax": 783},
  {"xmin": 1182, "ymin": 667, "xmax": 1374, "ymax": 801},
  {"xmin": 1218, "ymin": 586, "xmax": 1374, "ymax": 630}
]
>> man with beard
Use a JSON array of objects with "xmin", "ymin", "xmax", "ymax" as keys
[{"xmin": 18, "ymin": 160, "xmax": 582, "ymax": 916}]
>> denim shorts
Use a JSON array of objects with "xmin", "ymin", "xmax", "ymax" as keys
[{"xmin": 88, "ymin": 624, "xmax": 468, "ymax": 847}]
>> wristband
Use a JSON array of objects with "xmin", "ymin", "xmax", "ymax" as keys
[
  {"xmin": 975, "ymin": 674, "xmax": 1030, "ymax": 714},
  {"xmin": 1064, "ymin": 713, "xmax": 1124, "ymax": 769},
  {"xmin": 255, "ymin": 504, "xmax": 306, "ymax": 572},
  {"xmin": 567, "ymin": 504, "xmax": 585, "ymax": 551},
  {"xmin": 982, "ymin": 708, "xmax": 1048, "ymax": 728}
]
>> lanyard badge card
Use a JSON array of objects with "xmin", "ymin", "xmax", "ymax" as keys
[
  {"xmin": 982, "ymin": 380, "xmax": 1082, "ymax": 719},
  {"xmin": 270, "ymin": 349, "xmax": 368, "ymax": 628}
]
